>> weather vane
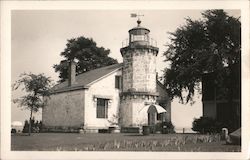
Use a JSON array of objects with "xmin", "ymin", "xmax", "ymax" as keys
[{"xmin": 130, "ymin": 13, "xmax": 144, "ymax": 26}]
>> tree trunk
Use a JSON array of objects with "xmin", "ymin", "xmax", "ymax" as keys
[{"xmin": 28, "ymin": 108, "xmax": 33, "ymax": 136}]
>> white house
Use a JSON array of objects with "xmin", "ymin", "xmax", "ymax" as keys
[{"xmin": 42, "ymin": 19, "xmax": 171, "ymax": 133}]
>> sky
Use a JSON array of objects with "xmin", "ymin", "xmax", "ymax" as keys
[{"xmin": 11, "ymin": 9, "xmax": 240, "ymax": 129}]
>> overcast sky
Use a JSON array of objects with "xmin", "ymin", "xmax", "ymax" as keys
[{"xmin": 11, "ymin": 9, "xmax": 240, "ymax": 129}]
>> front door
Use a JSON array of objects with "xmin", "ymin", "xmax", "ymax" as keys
[{"xmin": 148, "ymin": 112, "xmax": 156, "ymax": 126}]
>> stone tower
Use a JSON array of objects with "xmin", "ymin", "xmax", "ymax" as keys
[{"xmin": 120, "ymin": 19, "xmax": 159, "ymax": 127}]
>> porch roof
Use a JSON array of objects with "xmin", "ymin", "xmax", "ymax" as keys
[{"xmin": 139, "ymin": 104, "xmax": 167, "ymax": 114}]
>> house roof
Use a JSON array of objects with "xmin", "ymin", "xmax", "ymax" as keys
[{"xmin": 51, "ymin": 63, "xmax": 122, "ymax": 94}]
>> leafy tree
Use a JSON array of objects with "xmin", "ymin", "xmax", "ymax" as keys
[
  {"xmin": 54, "ymin": 36, "xmax": 118, "ymax": 82},
  {"xmin": 163, "ymin": 10, "xmax": 241, "ymax": 104},
  {"xmin": 13, "ymin": 73, "xmax": 52, "ymax": 135}
]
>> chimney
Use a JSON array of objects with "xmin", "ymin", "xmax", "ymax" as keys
[{"xmin": 68, "ymin": 60, "xmax": 77, "ymax": 86}]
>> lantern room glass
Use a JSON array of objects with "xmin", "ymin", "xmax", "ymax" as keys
[{"xmin": 131, "ymin": 34, "xmax": 149, "ymax": 42}]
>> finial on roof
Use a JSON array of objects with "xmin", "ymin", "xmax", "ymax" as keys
[
  {"xmin": 137, "ymin": 18, "xmax": 141, "ymax": 26},
  {"xmin": 131, "ymin": 13, "xmax": 144, "ymax": 27}
]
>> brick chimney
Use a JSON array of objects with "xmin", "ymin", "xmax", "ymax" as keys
[{"xmin": 68, "ymin": 60, "xmax": 77, "ymax": 86}]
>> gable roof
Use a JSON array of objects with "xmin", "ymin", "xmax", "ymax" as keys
[{"xmin": 51, "ymin": 63, "xmax": 122, "ymax": 94}]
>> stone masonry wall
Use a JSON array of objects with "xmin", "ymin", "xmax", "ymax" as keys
[
  {"xmin": 122, "ymin": 52, "xmax": 133, "ymax": 91},
  {"xmin": 123, "ymin": 49, "xmax": 156, "ymax": 93},
  {"xmin": 42, "ymin": 90, "xmax": 85, "ymax": 128},
  {"xmin": 121, "ymin": 47, "xmax": 158, "ymax": 127},
  {"xmin": 120, "ymin": 96, "xmax": 156, "ymax": 127}
]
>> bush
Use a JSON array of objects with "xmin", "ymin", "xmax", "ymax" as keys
[
  {"xmin": 192, "ymin": 116, "xmax": 223, "ymax": 134},
  {"xmin": 147, "ymin": 122, "xmax": 175, "ymax": 134},
  {"xmin": 22, "ymin": 119, "xmax": 43, "ymax": 133},
  {"xmin": 154, "ymin": 122, "xmax": 162, "ymax": 132},
  {"xmin": 11, "ymin": 128, "xmax": 17, "ymax": 133},
  {"xmin": 121, "ymin": 127, "xmax": 139, "ymax": 133},
  {"xmin": 161, "ymin": 121, "xmax": 175, "ymax": 134}
]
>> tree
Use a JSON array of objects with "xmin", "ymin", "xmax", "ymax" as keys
[
  {"xmin": 163, "ymin": 10, "xmax": 241, "ymax": 104},
  {"xmin": 54, "ymin": 36, "xmax": 118, "ymax": 82},
  {"xmin": 192, "ymin": 116, "xmax": 223, "ymax": 134},
  {"xmin": 13, "ymin": 73, "xmax": 52, "ymax": 135},
  {"xmin": 38, "ymin": 120, "xmax": 43, "ymax": 132},
  {"xmin": 22, "ymin": 119, "xmax": 43, "ymax": 133},
  {"xmin": 22, "ymin": 120, "xmax": 29, "ymax": 133}
]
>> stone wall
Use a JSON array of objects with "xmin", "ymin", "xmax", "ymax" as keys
[
  {"xmin": 122, "ymin": 52, "xmax": 133, "ymax": 91},
  {"xmin": 121, "ymin": 46, "xmax": 159, "ymax": 127},
  {"xmin": 122, "ymin": 49, "xmax": 157, "ymax": 93},
  {"xmin": 120, "ymin": 97, "xmax": 133, "ymax": 127},
  {"xmin": 120, "ymin": 82, "xmax": 172, "ymax": 127},
  {"xmin": 120, "ymin": 96, "xmax": 156, "ymax": 127},
  {"xmin": 42, "ymin": 89, "xmax": 85, "ymax": 128}
]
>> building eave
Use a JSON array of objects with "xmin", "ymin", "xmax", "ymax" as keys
[{"xmin": 50, "ymin": 85, "xmax": 89, "ymax": 94}]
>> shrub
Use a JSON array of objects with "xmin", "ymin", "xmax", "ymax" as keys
[
  {"xmin": 22, "ymin": 119, "xmax": 43, "ymax": 133},
  {"xmin": 192, "ymin": 116, "xmax": 223, "ymax": 134},
  {"xmin": 148, "ymin": 122, "xmax": 175, "ymax": 134},
  {"xmin": 22, "ymin": 120, "xmax": 29, "ymax": 133},
  {"xmin": 121, "ymin": 127, "xmax": 139, "ymax": 133},
  {"xmin": 11, "ymin": 128, "xmax": 17, "ymax": 133},
  {"xmin": 154, "ymin": 122, "xmax": 162, "ymax": 132},
  {"xmin": 161, "ymin": 121, "xmax": 175, "ymax": 133}
]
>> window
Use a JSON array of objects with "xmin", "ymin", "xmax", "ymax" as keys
[
  {"xmin": 96, "ymin": 98, "xmax": 108, "ymax": 118},
  {"xmin": 115, "ymin": 76, "xmax": 122, "ymax": 89},
  {"xmin": 132, "ymin": 35, "xmax": 147, "ymax": 42},
  {"xmin": 157, "ymin": 113, "xmax": 162, "ymax": 121}
]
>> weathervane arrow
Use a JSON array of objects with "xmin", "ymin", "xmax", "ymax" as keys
[
  {"xmin": 131, "ymin": 13, "xmax": 137, "ymax": 17},
  {"xmin": 130, "ymin": 13, "xmax": 144, "ymax": 18}
]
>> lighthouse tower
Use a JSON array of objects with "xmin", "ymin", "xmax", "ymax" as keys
[{"xmin": 120, "ymin": 18, "xmax": 160, "ymax": 127}]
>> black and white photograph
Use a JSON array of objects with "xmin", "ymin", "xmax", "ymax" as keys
[{"xmin": 1, "ymin": 1, "xmax": 249, "ymax": 160}]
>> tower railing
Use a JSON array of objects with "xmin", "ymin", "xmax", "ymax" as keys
[
  {"xmin": 121, "ymin": 38, "xmax": 157, "ymax": 48},
  {"xmin": 122, "ymin": 38, "xmax": 129, "ymax": 48}
]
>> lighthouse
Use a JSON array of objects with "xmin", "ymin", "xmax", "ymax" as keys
[{"xmin": 120, "ymin": 17, "xmax": 165, "ymax": 128}]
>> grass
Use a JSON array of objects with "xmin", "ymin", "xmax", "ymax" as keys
[{"xmin": 11, "ymin": 133, "xmax": 241, "ymax": 152}]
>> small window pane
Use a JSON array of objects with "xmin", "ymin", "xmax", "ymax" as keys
[
  {"xmin": 133, "ymin": 35, "xmax": 145, "ymax": 41},
  {"xmin": 97, "ymin": 98, "xmax": 108, "ymax": 118},
  {"xmin": 115, "ymin": 76, "xmax": 122, "ymax": 89}
]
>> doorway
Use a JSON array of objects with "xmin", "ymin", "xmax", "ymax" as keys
[{"xmin": 148, "ymin": 112, "xmax": 157, "ymax": 126}]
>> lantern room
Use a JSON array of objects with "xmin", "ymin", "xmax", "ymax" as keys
[
  {"xmin": 129, "ymin": 19, "xmax": 150, "ymax": 46},
  {"xmin": 121, "ymin": 18, "xmax": 157, "ymax": 49}
]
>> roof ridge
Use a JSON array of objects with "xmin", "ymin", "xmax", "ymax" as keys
[
  {"xmin": 76, "ymin": 63, "xmax": 122, "ymax": 77},
  {"xmin": 52, "ymin": 63, "xmax": 123, "ymax": 93}
]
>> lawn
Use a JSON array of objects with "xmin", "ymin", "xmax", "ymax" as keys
[{"xmin": 11, "ymin": 133, "xmax": 241, "ymax": 152}]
